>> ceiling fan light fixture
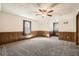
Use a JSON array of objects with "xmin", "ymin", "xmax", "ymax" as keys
[{"xmin": 36, "ymin": 5, "xmax": 55, "ymax": 17}]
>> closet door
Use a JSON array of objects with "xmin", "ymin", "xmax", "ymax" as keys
[{"xmin": 23, "ymin": 20, "xmax": 31, "ymax": 35}]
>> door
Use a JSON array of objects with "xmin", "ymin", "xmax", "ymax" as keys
[{"xmin": 76, "ymin": 12, "xmax": 79, "ymax": 45}]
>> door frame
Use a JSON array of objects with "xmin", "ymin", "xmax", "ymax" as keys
[{"xmin": 76, "ymin": 12, "xmax": 79, "ymax": 45}]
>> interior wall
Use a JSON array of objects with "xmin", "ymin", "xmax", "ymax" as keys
[
  {"xmin": 49, "ymin": 12, "xmax": 79, "ymax": 32},
  {"xmin": 32, "ymin": 17, "xmax": 51, "ymax": 31},
  {"xmin": 0, "ymin": 11, "xmax": 40, "ymax": 32},
  {"xmin": 59, "ymin": 8, "xmax": 79, "ymax": 32},
  {"xmin": 48, "ymin": 16, "xmax": 59, "ymax": 32},
  {"xmin": 0, "ymin": 11, "xmax": 24, "ymax": 32},
  {"xmin": 59, "ymin": 13, "xmax": 76, "ymax": 32},
  {"xmin": 37, "ymin": 13, "xmax": 77, "ymax": 32},
  {"xmin": 0, "ymin": 9, "xmax": 78, "ymax": 32},
  {"xmin": 31, "ymin": 21, "xmax": 39, "ymax": 31},
  {"xmin": 58, "ymin": 10, "xmax": 79, "ymax": 42}
]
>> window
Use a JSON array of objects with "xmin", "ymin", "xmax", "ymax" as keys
[{"xmin": 23, "ymin": 20, "xmax": 31, "ymax": 36}]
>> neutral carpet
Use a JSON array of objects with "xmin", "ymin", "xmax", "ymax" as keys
[{"xmin": 0, "ymin": 37, "xmax": 79, "ymax": 56}]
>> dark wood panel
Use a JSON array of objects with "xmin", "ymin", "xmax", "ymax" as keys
[
  {"xmin": 76, "ymin": 12, "xmax": 79, "ymax": 45},
  {"xmin": 0, "ymin": 31, "xmax": 76, "ymax": 45},
  {"xmin": 59, "ymin": 32, "xmax": 76, "ymax": 42},
  {"xmin": 0, "ymin": 31, "xmax": 50, "ymax": 45},
  {"xmin": 32, "ymin": 31, "xmax": 50, "ymax": 37},
  {"xmin": 49, "ymin": 32, "xmax": 59, "ymax": 36},
  {"xmin": 49, "ymin": 32, "xmax": 53, "ymax": 36},
  {"xmin": 0, "ymin": 32, "xmax": 23, "ymax": 45}
]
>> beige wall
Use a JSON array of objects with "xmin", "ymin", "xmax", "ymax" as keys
[
  {"xmin": 31, "ymin": 21, "xmax": 39, "ymax": 31},
  {"xmin": 0, "ymin": 11, "xmax": 50, "ymax": 32},
  {"xmin": 49, "ymin": 11, "xmax": 79, "ymax": 32},
  {"xmin": 0, "ymin": 10, "xmax": 78, "ymax": 32},
  {"xmin": 58, "ymin": 13, "xmax": 77, "ymax": 32},
  {"xmin": 0, "ymin": 11, "xmax": 40, "ymax": 32},
  {"xmin": 37, "ymin": 12, "xmax": 77, "ymax": 32},
  {"xmin": 0, "ymin": 11, "xmax": 24, "ymax": 32}
]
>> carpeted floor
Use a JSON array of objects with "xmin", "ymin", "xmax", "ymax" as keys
[{"xmin": 0, "ymin": 37, "xmax": 79, "ymax": 56}]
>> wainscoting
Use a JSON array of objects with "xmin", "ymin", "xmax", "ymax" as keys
[
  {"xmin": 0, "ymin": 31, "xmax": 76, "ymax": 45},
  {"xmin": 32, "ymin": 31, "xmax": 50, "ymax": 37},
  {"xmin": 0, "ymin": 31, "xmax": 50, "ymax": 45},
  {"xmin": 59, "ymin": 32, "xmax": 76, "ymax": 42},
  {"xmin": 49, "ymin": 32, "xmax": 59, "ymax": 36},
  {"xmin": 0, "ymin": 32, "xmax": 23, "ymax": 45},
  {"xmin": 49, "ymin": 32, "xmax": 53, "ymax": 36}
]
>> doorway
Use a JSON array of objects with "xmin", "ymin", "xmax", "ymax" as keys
[
  {"xmin": 49, "ymin": 21, "xmax": 59, "ymax": 37},
  {"xmin": 53, "ymin": 22, "xmax": 59, "ymax": 36}
]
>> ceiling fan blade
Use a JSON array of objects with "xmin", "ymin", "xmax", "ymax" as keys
[
  {"xmin": 47, "ymin": 14, "xmax": 52, "ymax": 17},
  {"xmin": 48, "ymin": 10, "xmax": 54, "ymax": 13},
  {"xmin": 39, "ymin": 9, "xmax": 43, "ymax": 12}
]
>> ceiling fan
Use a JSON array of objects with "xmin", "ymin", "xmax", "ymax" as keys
[
  {"xmin": 35, "ymin": 3, "xmax": 58, "ymax": 17},
  {"xmin": 38, "ymin": 8, "xmax": 54, "ymax": 17}
]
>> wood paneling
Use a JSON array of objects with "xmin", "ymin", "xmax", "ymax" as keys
[
  {"xmin": 0, "ymin": 31, "xmax": 76, "ymax": 45},
  {"xmin": 0, "ymin": 31, "xmax": 49, "ymax": 45},
  {"xmin": 49, "ymin": 32, "xmax": 59, "ymax": 36},
  {"xmin": 49, "ymin": 32, "xmax": 53, "ymax": 36},
  {"xmin": 59, "ymin": 32, "xmax": 76, "ymax": 42},
  {"xmin": 0, "ymin": 32, "xmax": 23, "ymax": 45},
  {"xmin": 32, "ymin": 31, "xmax": 50, "ymax": 37},
  {"xmin": 32, "ymin": 31, "xmax": 38, "ymax": 37}
]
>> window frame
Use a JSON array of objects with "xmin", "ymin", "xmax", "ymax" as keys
[{"xmin": 23, "ymin": 20, "xmax": 31, "ymax": 36}]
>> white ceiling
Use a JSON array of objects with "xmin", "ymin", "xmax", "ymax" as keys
[{"xmin": 0, "ymin": 3, "xmax": 79, "ymax": 20}]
